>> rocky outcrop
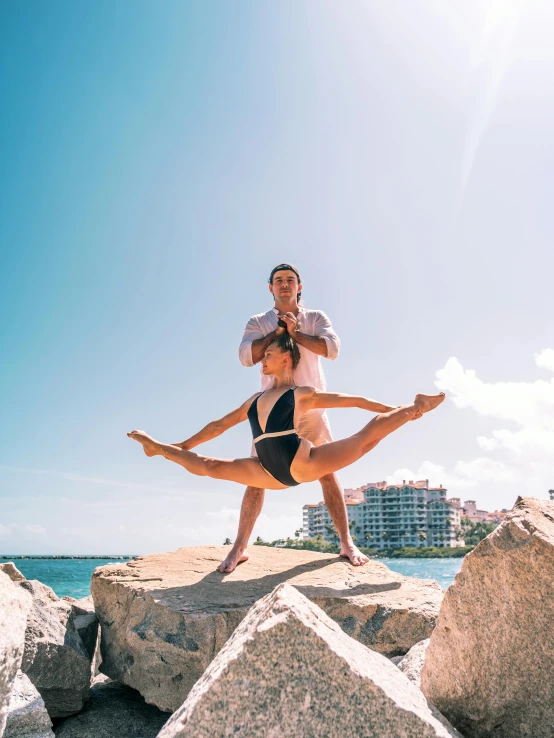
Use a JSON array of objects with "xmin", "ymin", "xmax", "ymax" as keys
[
  {"xmin": 3, "ymin": 671, "xmax": 54, "ymax": 738},
  {"xmin": 158, "ymin": 583, "xmax": 461, "ymax": 738},
  {"xmin": 5, "ymin": 566, "xmax": 98, "ymax": 719},
  {"xmin": 0, "ymin": 570, "xmax": 32, "ymax": 737},
  {"xmin": 397, "ymin": 638, "xmax": 429, "ymax": 688},
  {"xmin": 421, "ymin": 497, "xmax": 554, "ymax": 738},
  {"xmin": 92, "ymin": 546, "xmax": 443, "ymax": 711},
  {"xmin": 54, "ymin": 678, "xmax": 169, "ymax": 738}
]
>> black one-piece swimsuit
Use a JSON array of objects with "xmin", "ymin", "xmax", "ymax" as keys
[{"xmin": 247, "ymin": 388, "xmax": 301, "ymax": 487}]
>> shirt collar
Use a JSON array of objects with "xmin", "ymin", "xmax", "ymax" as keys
[{"xmin": 272, "ymin": 307, "xmax": 305, "ymax": 314}]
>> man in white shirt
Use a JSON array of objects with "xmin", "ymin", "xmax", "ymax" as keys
[{"xmin": 217, "ymin": 263, "xmax": 370, "ymax": 573}]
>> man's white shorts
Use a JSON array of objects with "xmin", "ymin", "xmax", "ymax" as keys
[{"xmin": 250, "ymin": 409, "xmax": 333, "ymax": 458}]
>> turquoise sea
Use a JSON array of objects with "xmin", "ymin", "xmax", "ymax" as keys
[{"xmin": 2, "ymin": 556, "xmax": 462, "ymax": 598}]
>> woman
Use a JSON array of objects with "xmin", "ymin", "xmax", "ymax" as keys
[{"xmin": 128, "ymin": 333, "xmax": 445, "ymax": 489}]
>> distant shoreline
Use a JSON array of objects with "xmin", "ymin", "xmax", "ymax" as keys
[{"xmin": 0, "ymin": 555, "xmax": 137, "ymax": 560}]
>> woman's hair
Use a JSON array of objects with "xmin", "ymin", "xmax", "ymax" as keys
[{"xmin": 274, "ymin": 332, "xmax": 301, "ymax": 370}]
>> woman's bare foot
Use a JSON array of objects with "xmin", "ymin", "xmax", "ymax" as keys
[
  {"xmin": 339, "ymin": 540, "xmax": 370, "ymax": 567},
  {"xmin": 414, "ymin": 392, "xmax": 445, "ymax": 415},
  {"xmin": 217, "ymin": 547, "xmax": 249, "ymax": 573},
  {"xmin": 127, "ymin": 430, "xmax": 161, "ymax": 457}
]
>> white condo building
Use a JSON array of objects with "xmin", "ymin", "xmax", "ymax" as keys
[{"xmin": 302, "ymin": 480, "xmax": 465, "ymax": 549}]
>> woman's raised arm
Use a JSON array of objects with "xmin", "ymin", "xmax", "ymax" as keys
[
  {"xmin": 173, "ymin": 394, "xmax": 259, "ymax": 450},
  {"xmin": 298, "ymin": 388, "xmax": 395, "ymax": 414}
]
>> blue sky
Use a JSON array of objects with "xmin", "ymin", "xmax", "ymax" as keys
[{"xmin": 1, "ymin": 0, "xmax": 553, "ymax": 554}]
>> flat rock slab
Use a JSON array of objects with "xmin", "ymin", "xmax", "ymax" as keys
[
  {"xmin": 421, "ymin": 497, "xmax": 554, "ymax": 738},
  {"xmin": 0, "ymin": 571, "xmax": 32, "ymax": 737},
  {"xmin": 4, "ymin": 670, "xmax": 54, "ymax": 738},
  {"xmin": 158, "ymin": 583, "xmax": 461, "ymax": 738},
  {"xmin": 54, "ymin": 680, "xmax": 169, "ymax": 738},
  {"xmin": 92, "ymin": 545, "xmax": 442, "ymax": 711}
]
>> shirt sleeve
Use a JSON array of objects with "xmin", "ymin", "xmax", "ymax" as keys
[
  {"xmin": 239, "ymin": 317, "xmax": 265, "ymax": 367},
  {"xmin": 313, "ymin": 311, "xmax": 340, "ymax": 361}
]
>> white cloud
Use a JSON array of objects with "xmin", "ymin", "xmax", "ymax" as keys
[
  {"xmin": 389, "ymin": 351, "xmax": 554, "ymax": 499},
  {"xmin": 535, "ymin": 349, "xmax": 554, "ymax": 373}
]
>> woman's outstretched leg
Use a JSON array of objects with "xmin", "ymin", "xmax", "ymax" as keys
[
  {"xmin": 291, "ymin": 393, "xmax": 445, "ymax": 483},
  {"xmin": 127, "ymin": 431, "xmax": 287, "ymax": 490}
]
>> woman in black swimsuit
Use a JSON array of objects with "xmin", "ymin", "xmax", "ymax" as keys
[{"xmin": 128, "ymin": 333, "xmax": 445, "ymax": 490}]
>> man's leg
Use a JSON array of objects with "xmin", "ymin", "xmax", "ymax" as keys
[
  {"xmin": 217, "ymin": 487, "xmax": 265, "ymax": 574},
  {"xmin": 319, "ymin": 473, "xmax": 369, "ymax": 567}
]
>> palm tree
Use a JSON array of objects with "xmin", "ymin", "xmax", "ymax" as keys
[
  {"xmin": 294, "ymin": 529, "xmax": 302, "ymax": 539},
  {"xmin": 255, "ymin": 536, "xmax": 264, "ymax": 543},
  {"xmin": 223, "ymin": 538, "xmax": 232, "ymax": 545},
  {"xmin": 418, "ymin": 531, "xmax": 426, "ymax": 548},
  {"xmin": 364, "ymin": 531, "xmax": 374, "ymax": 546}
]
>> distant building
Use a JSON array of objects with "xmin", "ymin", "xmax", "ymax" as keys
[
  {"xmin": 450, "ymin": 498, "xmax": 509, "ymax": 525},
  {"xmin": 303, "ymin": 479, "xmax": 465, "ymax": 549}
]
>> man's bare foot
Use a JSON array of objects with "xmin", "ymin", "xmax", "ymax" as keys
[
  {"xmin": 339, "ymin": 541, "xmax": 370, "ymax": 567},
  {"xmin": 127, "ymin": 430, "xmax": 161, "ymax": 457},
  {"xmin": 217, "ymin": 547, "xmax": 249, "ymax": 574},
  {"xmin": 414, "ymin": 392, "xmax": 445, "ymax": 415}
]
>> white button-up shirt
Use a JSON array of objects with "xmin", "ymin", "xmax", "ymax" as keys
[{"xmin": 239, "ymin": 307, "xmax": 340, "ymax": 391}]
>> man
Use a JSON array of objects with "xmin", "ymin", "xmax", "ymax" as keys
[{"xmin": 217, "ymin": 263, "xmax": 369, "ymax": 573}]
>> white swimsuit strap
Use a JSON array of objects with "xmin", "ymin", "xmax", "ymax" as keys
[{"xmin": 253, "ymin": 428, "xmax": 298, "ymax": 444}]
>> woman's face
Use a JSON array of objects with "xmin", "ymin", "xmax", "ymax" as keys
[{"xmin": 261, "ymin": 343, "xmax": 289, "ymax": 375}]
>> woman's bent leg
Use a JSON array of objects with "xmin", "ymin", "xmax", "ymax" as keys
[
  {"xmin": 128, "ymin": 431, "xmax": 287, "ymax": 490},
  {"xmin": 291, "ymin": 394, "xmax": 444, "ymax": 483}
]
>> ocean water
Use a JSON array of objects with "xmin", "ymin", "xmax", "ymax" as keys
[
  {"xmin": 3, "ymin": 558, "xmax": 136, "ymax": 599},
  {"xmin": 380, "ymin": 557, "xmax": 463, "ymax": 590},
  {"xmin": 3, "ymin": 555, "xmax": 462, "ymax": 598}
]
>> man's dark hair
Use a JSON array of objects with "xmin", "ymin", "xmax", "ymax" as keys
[
  {"xmin": 268, "ymin": 263, "xmax": 302, "ymax": 302},
  {"xmin": 274, "ymin": 332, "xmax": 301, "ymax": 370}
]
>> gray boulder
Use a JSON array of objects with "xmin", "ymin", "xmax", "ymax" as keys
[
  {"xmin": 0, "ymin": 570, "xmax": 32, "ymax": 737},
  {"xmin": 396, "ymin": 638, "xmax": 430, "ymax": 688},
  {"xmin": 421, "ymin": 497, "xmax": 554, "ymax": 738},
  {"xmin": 92, "ymin": 545, "xmax": 442, "ymax": 711},
  {"xmin": 3, "ymin": 670, "xmax": 54, "ymax": 738},
  {"xmin": 7, "ymin": 567, "xmax": 98, "ymax": 719},
  {"xmin": 55, "ymin": 679, "xmax": 169, "ymax": 738},
  {"xmin": 157, "ymin": 583, "xmax": 461, "ymax": 738}
]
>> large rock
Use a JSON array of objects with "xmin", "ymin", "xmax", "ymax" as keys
[
  {"xmin": 92, "ymin": 546, "xmax": 443, "ymax": 711},
  {"xmin": 55, "ymin": 679, "xmax": 169, "ymax": 738},
  {"xmin": 421, "ymin": 497, "xmax": 554, "ymax": 738},
  {"xmin": 396, "ymin": 638, "xmax": 429, "ymax": 688},
  {"xmin": 3, "ymin": 671, "xmax": 54, "ymax": 738},
  {"xmin": 6, "ymin": 566, "xmax": 98, "ymax": 719},
  {"xmin": 158, "ymin": 583, "xmax": 461, "ymax": 738},
  {"xmin": 0, "ymin": 571, "xmax": 32, "ymax": 737}
]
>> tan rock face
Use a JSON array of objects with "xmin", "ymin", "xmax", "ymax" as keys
[
  {"xmin": 91, "ymin": 545, "xmax": 443, "ymax": 711},
  {"xmin": 421, "ymin": 497, "xmax": 554, "ymax": 738},
  {"xmin": 3, "ymin": 567, "xmax": 99, "ymax": 720},
  {"xmin": 397, "ymin": 638, "xmax": 429, "ymax": 689},
  {"xmin": 0, "ymin": 571, "xmax": 32, "ymax": 737},
  {"xmin": 4, "ymin": 670, "xmax": 54, "ymax": 738},
  {"xmin": 158, "ymin": 583, "xmax": 461, "ymax": 738}
]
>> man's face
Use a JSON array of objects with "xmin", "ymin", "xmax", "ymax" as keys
[{"xmin": 269, "ymin": 270, "xmax": 302, "ymax": 301}]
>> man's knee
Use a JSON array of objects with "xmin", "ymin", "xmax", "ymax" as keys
[
  {"xmin": 244, "ymin": 486, "xmax": 265, "ymax": 496},
  {"xmin": 319, "ymin": 473, "xmax": 342, "ymax": 493}
]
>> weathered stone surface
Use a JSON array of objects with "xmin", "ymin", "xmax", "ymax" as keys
[
  {"xmin": 6, "ymin": 567, "xmax": 99, "ymax": 719},
  {"xmin": 54, "ymin": 680, "xmax": 169, "ymax": 738},
  {"xmin": 92, "ymin": 546, "xmax": 443, "ymax": 711},
  {"xmin": 158, "ymin": 583, "xmax": 461, "ymax": 738},
  {"xmin": 4, "ymin": 670, "xmax": 54, "ymax": 738},
  {"xmin": 397, "ymin": 638, "xmax": 429, "ymax": 688},
  {"xmin": 0, "ymin": 571, "xmax": 32, "ymax": 737},
  {"xmin": 421, "ymin": 497, "xmax": 554, "ymax": 738},
  {"xmin": 0, "ymin": 563, "xmax": 27, "ymax": 584}
]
